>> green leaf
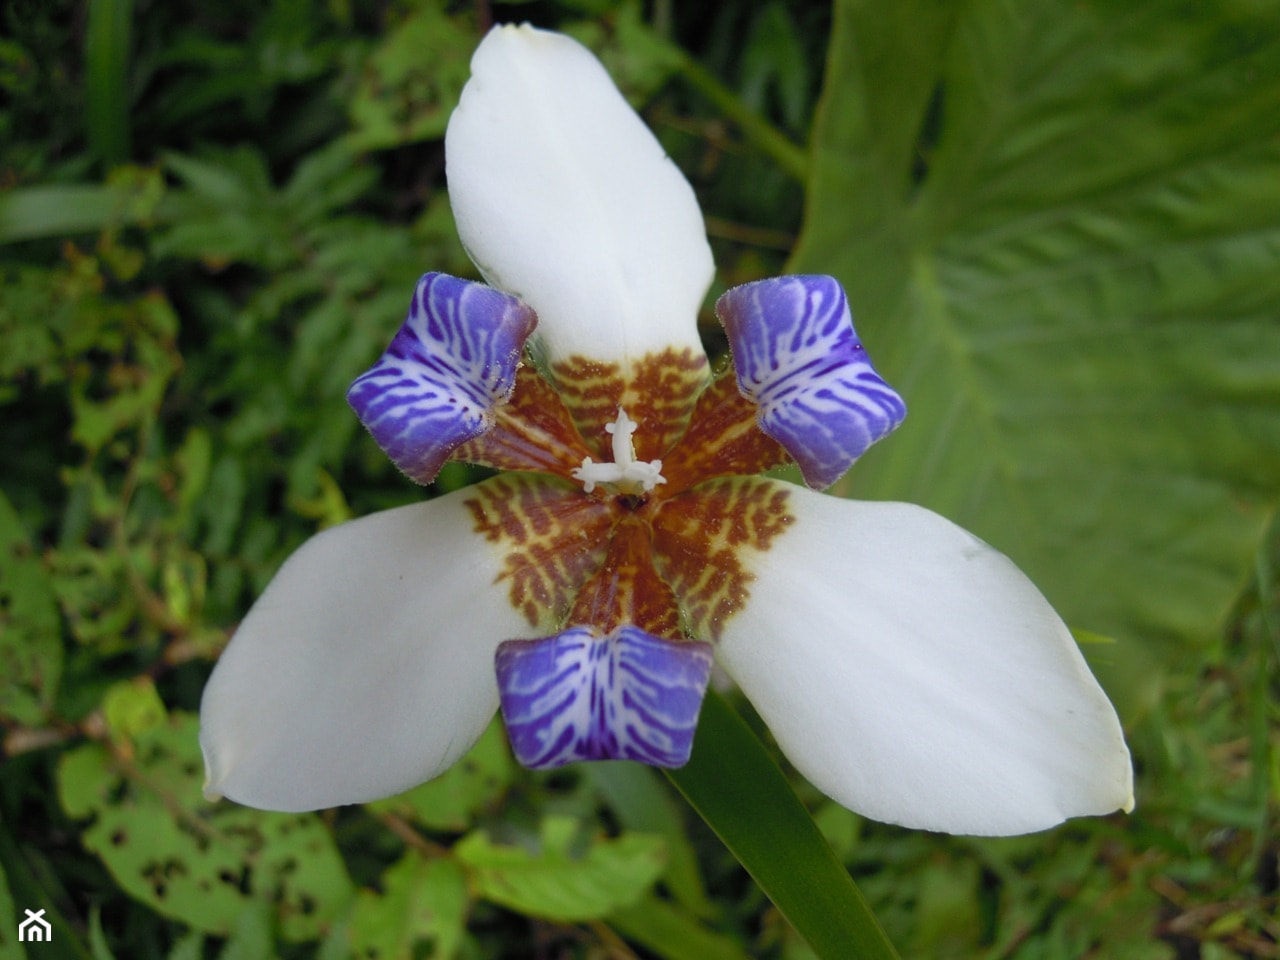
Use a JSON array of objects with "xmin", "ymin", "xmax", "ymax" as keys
[
  {"xmin": 609, "ymin": 894, "xmax": 751, "ymax": 960},
  {"xmin": 0, "ymin": 486, "xmax": 61, "ymax": 726},
  {"xmin": 0, "ymin": 811, "xmax": 92, "ymax": 960},
  {"xmin": 0, "ymin": 857, "xmax": 22, "ymax": 960},
  {"xmin": 564, "ymin": 2, "xmax": 681, "ymax": 105},
  {"xmin": 84, "ymin": 0, "xmax": 132, "ymax": 166},
  {"xmin": 87, "ymin": 906, "xmax": 118, "ymax": 960},
  {"xmin": 67, "ymin": 293, "xmax": 181, "ymax": 453},
  {"xmin": 908, "ymin": 861, "xmax": 981, "ymax": 955},
  {"xmin": 739, "ymin": 3, "xmax": 809, "ymax": 132},
  {"xmin": 367, "ymin": 718, "xmax": 512, "ymax": 831},
  {"xmin": 101, "ymin": 678, "xmax": 167, "ymax": 741},
  {"xmin": 164, "ymin": 149, "xmax": 268, "ymax": 206},
  {"xmin": 455, "ymin": 817, "xmax": 665, "ymax": 923},
  {"xmin": 56, "ymin": 712, "xmax": 353, "ymax": 940},
  {"xmin": 582, "ymin": 761, "xmax": 713, "ymax": 918},
  {"xmin": 216, "ymin": 903, "xmax": 276, "ymax": 960},
  {"xmin": 666, "ymin": 691, "xmax": 900, "ymax": 960},
  {"xmin": 280, "ymin": 141, "xmax": 378, "ymax": 224},
  {"xmin": 791, "ymin": 0, "xmax": 1280, "ymax": 664},
  {"xmin": 166, "ymin": 933, "xmax": 204, "ymax": 960},
  {"xmin": 348, "ymin": 854, "xmax": 467, "ymax": 960},
  {"xmin": 342, "ymin": 6, "xmax": 475, "ymax": 152},
  {"xmin": 315, "ymin": 922, "xmax": 353, "ymax": 960},
  {"xmin": 0, "ymin": 266, "xmax": 63, "ymax": 386},
  {"xmin": 0, "ymin": 175, "xmax": 162, "ymax": 244}
]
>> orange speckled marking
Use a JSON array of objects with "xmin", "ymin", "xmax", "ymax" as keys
[
  {"xmin": 464, "ymin": 475, "xmax": 614, "ymax": 630},
  {"xmin": 567, "ymin": 516, "xmax": 683, "ymax": 641},
  {"xmin": 461, "ymin": 351, "xmax": 795, "ymax": 643},
  {"xmin": 552, "ymin": 348, "xmax": 709, "ymax": 461},
  {"xmin": 650, "ymin": 477, "xmax": 794, "ymax": 640},
  {"xmin": 454, "ymin": 364, "xmax": 593, "ymax": 479},
  {"xmin": 660, "ymin": 372, "xmax": 789, "ymax": 493}
]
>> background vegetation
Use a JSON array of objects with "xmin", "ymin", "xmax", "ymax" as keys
[{"xmin": 1, "ymin": 0, "xmax": 1277, "ymax": 957}]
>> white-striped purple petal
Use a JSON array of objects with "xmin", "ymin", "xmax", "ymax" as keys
[
  {"xmin": 347, "ymin": 272, "xmax": 537, "ymax": 484},
  {"xmin": 495, "ymin": 625, "xmax": 714, "ymax": 769},
  {"xmin": 717, "ymin": 275, "xmax": 906, "ymax": 489}
]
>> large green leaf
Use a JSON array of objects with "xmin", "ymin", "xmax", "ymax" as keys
[{"xmin": 791, "ymin": 0, "xmax": 1280, "ymax": 658}]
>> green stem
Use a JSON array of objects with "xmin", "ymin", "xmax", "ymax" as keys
[{"xmin": 673, "ymin": 53, "xmax": 809, "ymax": 183}]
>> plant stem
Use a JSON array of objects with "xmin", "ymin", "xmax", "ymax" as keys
[{"xmin": 673, "ymin": 53, "xmax": 809, "ymax": 183}]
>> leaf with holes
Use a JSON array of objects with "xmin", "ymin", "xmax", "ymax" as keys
[
  {"xmin": 68, "ymin": 292, "xmax": 181, "ymax": 454},
  {"xmin": 348, "ymin": 853, "xmax": 467, "ymax": 960},
  {"xmin": 792, "ymin": 0, "xmax": 1280, "ymax": 673},
  {"xmin": 0, "ymin": 487, "xmax": 60, "ymax": 726},
  {"xmin": 57, "ymin": 712, "xmax": 353, "ymax": 940}
]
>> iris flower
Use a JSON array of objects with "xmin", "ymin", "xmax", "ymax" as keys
[{"xmin": 200, "ymin": 25, "xmax": 1133, "ymax": 836}]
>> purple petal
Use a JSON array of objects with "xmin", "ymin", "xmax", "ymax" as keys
[
  {"xmin": 717, "ymin": 275, "xmax": 906, "ymax": 489},
  {"xmin": 347, "ymin": 273, "xmax": 537, "ymax": 483},
  {"xmin": 495, "ymin": 625, "xmax": 714, "ymax": 769}
]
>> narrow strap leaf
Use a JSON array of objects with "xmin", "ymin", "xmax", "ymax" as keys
[
  {"xmin": 85, "ymin": 0, "xmax": 133, "ymax": 167},
  {"xmin": 666, "ymin": 690, "xmax": 901, "ymax": 960}
]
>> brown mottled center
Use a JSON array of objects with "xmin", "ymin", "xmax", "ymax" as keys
[{"xmin": 461, "ymin": 349, "xmax": 794, "ymax": 642}]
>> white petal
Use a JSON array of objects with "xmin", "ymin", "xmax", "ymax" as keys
[
  {"xmin": 199, "ymin": 490, "xmax": 529, "ymax": 812},
  {"xmin": 445, "ymin": 24, "xmax": 713, "ymax": 369},
  {"xmin": 716, "ymin": 484, "xmax": 1133, "ymax": 836}
]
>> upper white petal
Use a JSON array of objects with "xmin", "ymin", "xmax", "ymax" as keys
[
  {"xmin": 199, "ymin": 490, "xmax": 528, "ymax": 812},
  {"xmin": 716, "ymin": 484, "xmax": 1134, "ymax": 836},
  {"xmin": 445, "ymin": 24, "xmax": 713, "ymax": 369}
]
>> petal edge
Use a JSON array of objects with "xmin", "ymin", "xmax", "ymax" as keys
[
  {"xmin": 200, "ymin": 486, "xmax": 534, "ymax": 811},
  {"xmin": 715, "ymin": 484, "xmax": 1133, "ymax": 835},
  {"xmin": 446, "ymin": 25, "xmax": 713, "ymax": 371}
]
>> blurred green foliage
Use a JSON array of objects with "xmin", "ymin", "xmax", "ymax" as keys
[{"xmin": 0, "ymin": 0, "xmax": 1277, "ymax": 958}]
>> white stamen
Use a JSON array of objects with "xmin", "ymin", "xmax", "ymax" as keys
[
  {"xmin": 606, "ymin": 410, "xmax": 638, "ymax": 464},
  {"xmin": 572, "ymin": 409, "xmax": 666, "ymax": 495}
]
